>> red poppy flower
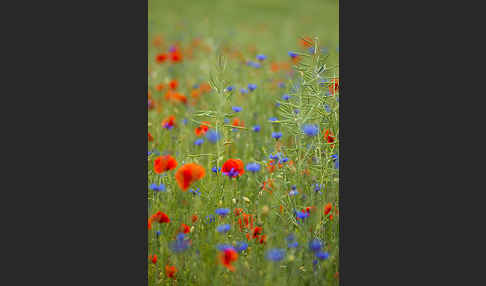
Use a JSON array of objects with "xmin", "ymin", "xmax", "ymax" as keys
[
  {"xmin": 219, "ymin": 248, "xmax": 238, "ymax": 272},
  {"xmin": 148, "ymin": 219, "xmax": 152, "ymax": 230},
  {"xmin": 149, "ymin": 254, "xmax": 157, "ymax": 264},
  {"xmin": 175, "ymin": 163, "xmax": 205, "ymax": 191},
  {"xmin": 170, "ymin": 50, "xmax": 182, "ymax": 63},
  {"xmin": 162, "ymin": 115, "xmax": 176, "ymax": 129},
  {"xmin": 199, "ymin": 82, "xmax": 211, "ymax": 93},
  {"xmin": 252, "ymin": 226, "xmax": 262, "ymax": 239},
  {"xmin": 169, "ymin": 80, "xmax": 178, "ymax": 90},
  {"xmin": 153, "ymin": 155, "xmax": 178, "ymax": 174},
  {"xmin": 150, "ymin": 211, "xmax": 170, "ymax": 224},
  {"xmin": 299, "ymin": 36, "xmax": 314, "ymax": 48},
  {"xmin": 323, "ymin": 129, "xmax": 336, "ymax": 145},
  {"xmin": 221, "ymin": 159, "xmax": 245, "ymax": 177},
  {"xmin": 179, "ymin": 223, "xmax": 190, "ymax": 234},
  {"xmin": 234, "ymin": 208, "xmax": 243, "ymax": 216},
  {"xmin": 191, "ymin": 215, "xmax": 198, "ymax": 223},
  {"xmin": 195, "ymin": 121, "xmax": 211, "ymax": 136},
  {"xmin": 148, "ymin": 132, "xmax": 154, "ymax": 142},
  {"xmin": 324, "ymin": 203, "xmax": 332, "ymax": 215},
  {"xmin": 329, "ymin": 78, "xmax": 339, "ymax": 96},
  {"xmin": 259, "ymin": 234, "xmax": 267, "ymax": 244},
  {"xmin": 329, "ymin": 214, "xmax": 334, "ymax": 221},
  {"xmin": 156, "ymin": 53, "xmax": 168, "ymax": 63},
  {"xmin": 232, "ymin": 118, "xmax": 244, "ymax": 128},
  {"xmin": 155, "ymin": 83, "xmax": 165, "ymax": 92},
  {"xmin": 165, "ymin": 265, "xmax": 177, "ymax": 279}
]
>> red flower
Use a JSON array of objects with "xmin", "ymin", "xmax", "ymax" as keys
[
  {"xmin": 219, "ymin": 248, "xmax": 238, "ymax": 272},
  {"xmin": 150, "ymin": 211, "xmax": 170, "ymax": 224},
  {"xmin": 192, "ymin": 215, "xmax": 198, "ymax": 223},
  {"xmin": 234, "ymin": 208, "xmax": 243, "ymax": 216},
  {"xmin": 153, "ymin": 155, "xmax": 178, "ymax": 174},
  {"xmin": 259, "ymin": 235, "xmax": 267, "ymax": 244},
  {"xmin": 323, "ymin": 129, "xmax": 336, "ymax": 145},
  {"xmin": 324, "ymin": 203, "xmax": 332, "ymax": 215},
  {"xmin": 170, "ymin": 50, "xmax": 182, "ymax": 63},
  {"xmin": 169, "ymin": 80, "xmax": 178, "ymax": 90},
  {"xmin": 165, "ymin": 265, "xmax": 177, "ymax": 279},
  {"xmin": 252, "ymin": 226, "xmax": 262, "ymax": 239},
  {"xmin": 221, "ymin": 159, "xmax": 245, "ymax": 177},
  {"xmin": 149, "ymin": 254, "xmax": 157, "ymax": 264},
  {"xmin": 232, "ymin": 117, "xmax": 244, "ymax": 128},
  {"xmin": 329, "ymin": 78, "xmax": 339, "ymax": 96},
  {"xmin": 156, "ymin": 53, "xmax": 168, "ymax": 63},
  {"xmin": 195, "ymin": 121, "xmax": 211, "ymax": 136},
  {"xmin": 162, "ymin": 115, "xmax": 176, "ymax": 129},
  {"xmin": 155, "ymin": 83, "xmax": 165, "ymax": 92},
  {"xmin": 300, "ymin": 36, "xmax": 314, "ymax": 48},
  {"xmin": 180, "ymin": 223, "xmax": 190, "ymax": 234},
  {"xmin": 148, "ymin": 132, "xmax": 154, "ymax": 142},
  {"xmin": 175, "ymin": 163, "xmax": 205, "ymax": 191}
]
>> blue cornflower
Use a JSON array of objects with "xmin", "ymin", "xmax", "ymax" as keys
[
  {"xmin": 316, "ymin": 251, "xmax": 330, "ymax": 260},
  {"xmin": 252, "ymin": 125, "xmax": 261, "ymax": 132},
  {"xmin": 294, "ymin": 109, "xmax": 300, "ymax": 114},
  {"xmin": 269, "ymin": 117, "xmax": 278, "ymax": 122},
  {"xmin": 248, "ymin": 84, "xmax": 257, "ymax": 91},
  {"xmin": 189, "ymin": 188, "xmax": 201, "ymax": 196},
  {"xmin": 216, "ymin": 224, "xmax": 231, "ymax": 233},
  {"xmin": 168, "ymin": 45, "xmax": 176, "ymax": 52},
  {"xmin": 288, "ymin": 51, "xmax": 298, "ymax": 58},
  {"xmin": 324, "ymin": 104, "xmax": 331, "ymax": 113},
  {"xmin": 223, "ymin": 167, "xmax": 240, "ymax": 178},
  {"xmin": 288, "ymin": 241, "xmax": 299, "ymax": 248},
  {"xmin": 156, "ymin": 230, "xmax": 161, "ymax": 237},
  {"xmin": 275, "ymin": 102, "xmax": 281, "ymax": 108},
  {"xmin": 280, "ymin": 157, "xmax": 289, "ymax": 163},
  {"xmin": 206, "ymin": 130, "xmax": 221, "ymax": 143},
  {"xmin": 246, "ymin": 162, "xmax": 261, "ymax": 173},
  {"xmin": 212, "ymin": 166, "xmax": 220, "ymax": 173},
  {"xmin": 232, "ymin": 106, "xmax": 242, "ymax": 112},
  {"xmin": 256, "ymin": 54, "xmax": 266, "ymax": 61},
  {"xmin": 247, "ymin": 61, "xmax": 261, "ymax": 68},
  {"xmin": 296, "ymin": 210, "xmax": 308, "ymax": 219},
  {"xmin": 272, "ymin": 132, "xmax": 282, "ymax": 140},
  {"xmin": 240, "ymin": 88, "xmax": 249, "ymax": 94},
  {"xmin": 289, "ymin": 189, "xmax": 299, "ymax": 196},
  {"xmin": 269, "ymin": 153, "xmax": 281, "ymax": 160},
  {"xmin": 206, "ymin": 215, "xmax": 215, "ymax": 224},
  {"xmin": 309, "ymin": 239, "xmax": 323, "ymax": 253},
  {"xmin": 331, "ymin": 154, "xmax": 339, "ymax": 169},
  {"xmin": 236, "ymin": 241, "xmax": 248, "ymax": 252},
  {"xmin": 302, "ymin": 124, "xmax": 319, "ymax": 137},
  {"xmin": 291, "ymin": 185, "xmax": 297, "ymax": 190},
  {"xmin": 183, "ymin": 118, "xmax": 188, "ymax": 125},
  {"xmin": 149, "ymin": 183, "xmax": 166, "ymax": 192},
  {"xmin": 266, "ymin": 249, "xmax": 285, "ymax": 262},
  {"xmin": 224, "ymin": 118, "xmax": 230, "ymax": 123},
  {"xmin": 215, "ymin": 208, "xmax": 230, "ymax": 217},
  {"xmin": 314, "ymin": 184, "xmax": 324, "ymax": 193},
  {"xmin": 194, "ymin": 139, "xmax": 204, "ymax": 146},
  {"xmin": 282, "ymin": 94, "xmax": 291, "ymax": 101},
  {"xmin": 169, "ymin": 233, "xmax": 190, "ymax": 253},
  {"xmin": 216, "ymin": 244, "xmax": 235, "ymax": 251},
  {"xmin": 226, "ymin": 86, "xmax": 234, "ymax": 92}
]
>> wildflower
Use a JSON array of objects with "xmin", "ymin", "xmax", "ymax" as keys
[
  {"xmin": 232, "ymin": 106, "xmax": 242, "ymax": 112},
  {"xmin": 211, "ymin": 166, "xmax": 219, "ymax": 173},
  {"xmin": 206, "ymin": 215, "xmax": 215, "ymax": 224},
  {"xmin": 156, "ymin": 53, "xmax": 168, "ymax": 63},
  {"xmin": 323, "ymin": 129, "xmax": 336, "ymax": 145},
  {"xmin": 219, "ymin": 248, "xmax": 238, "ymax": 272},
  {"xmin": 252, "ymin": 125, "xmax": 261, "ymax": 132},
  {"xmin": 189, "ymin": 188, "xmax": 201, "ymax": 196},
  {"xmin": 309, "ymin": 239, "xmax": 323, "ymax": 253},
  {"xmin": 236, "ymin": 241, "xmax": 248, "ymax": 252},
  {"xmin": 324, "ymin": 203, "xmax": 332, "ymax": 215},
  {"xmin": 234, "ymin": 208, "xmax": 243, "ymax": 216},
  {"xmin": 154, "ymin": 155, "xmax": 178, "ymax": 174},
  {"xmin": 194, "ymin": 138, "xmax": 204, "ymax": 146},
  {"xmin": 256, "ymin": 54, "xmax": 266, "ymax": 61},
  {"xmin": 282, "ymin": 94, "xmax": 291, "ymax": 101},
  {"xmin": 240, "ymin": 88, "xmax": 249, "ymax": 94},
  {"xmin": 149, "ymin": 183, "xmax": 166, "ymax": 192},
  {"xmin": 169, "ymin": 80, "xmax": 178, "ymax": 90},
  {"xmin": 222, "ymin": 159, "xmax": 245, "ymax": 178},
  {"xmin": 248, "ymin": 84, "xmax": 257, "ymax": 91},
  {"xmin": 226, "ymin": 86, "xmax": 234, "ymax": 92},
  {"xmin": 269, "ymin": 117, "xmax": 278, "ymax": 122},
  {"xmin": 148, "ymin": 132, "xmax": 154, "ymax": 142},
  {"xmin": 215, "ymin": 208, "xmax": 230, "ymax": 217},
  {"xmin": 174, "ymin": 163, "xmax": 205, "ymax": 191},
  {"xmin": 280, "ymin": 157, "xmax": 289, "ymax": 163},
  {"xmin": 217, "ymin": 224, "xmax": 231, "ymax": 233},
  {"xmin": 195, "ymin": 121, "xmax": 211, "ymax": 136},
  {"xmin": 275, "ymin": 102, "xmax": 281, "ymax": 108},
  {"xmin": 324, "ymin": 104, "xmax": 331, "ymax": 113},
  {"xmin": 148, "ymin": 211, "xmax": 170, "ymax": 229},
  {"xmin": 149, "ymin": 254, "xmax": 157, "ymax": 264},
  {"xmin": 329, "ymin": 78, "xmax": 339, "ymax": 95},
  {"xmin": 314, "ymin": 184, "xmax": 324, "ymax": 193},
  {"xmin": 294, "ymin": 109, "xmax": 300, "ymax": 114},
  {"xmin": 179, "ymin": 223, "xmax": 190, "ymax": 234},
  {"xmin": 216, "ymin": 244, "xmax": 235, "ymax": 251},
  {"xmin": 331, "ymin": 154, "xmax": 339, "ymax": 169},
  {"xmin": 302, "ymin": 124, "xmax": 319, "ymax": 137},
  {"xmin": 286, "ymin": 234, "xmax": 299, "ymax": 248},
  {"xmin": 183, "ymin": 118, "xmax": 188, "ymax": 125},
  {"xmin": 252, "ymin": 226, "xmax": 263, "ymax": 239},
  {"xmin": 232, "ymin": 117, "xmax": 244, "ymax": 128},
  {"xmin": 169, "ymin": 233, "xmax": 190, "ymax": 253},
  {"xmin": 296, "ymin": 210, "xmax": 308, "ymax": 220},
  {"xmin": 266, "ymin": 249, "xmax": 285, "ymax": 262},
  {"xmin": 156, "ymin": 231, "xmax": 161, "ymax": 237},
  {"xmin": 272, "ymin": 132, "xmax": 282, "ymax": 140},
  {"xmin": 288, "ymin": 51, "xmax": 298, "ymax": 59},
  {"xmin": 289, "ymin": 189, "xmax": 299, "ymax": 196},
  {"xmin": 165, "ymin": 265, "xmax": 177, "ymax": 279},
  {"xmin": 206, "ymin": 130, "xmax": 221, "ymax": 143},
  {"xmin": 316, "ymin": 251, "xmax": 330, "ymax": 260},
  {"xmin": 161, "ymin": 115, "xmax": 176, "ymax": 129},
  {"xmin": 192, "ymin": 214, "xmax": 198, "ymax": 223},
  {"xmin": 246, "ymin": 162, "xmax": 261, "ymax": 173}
]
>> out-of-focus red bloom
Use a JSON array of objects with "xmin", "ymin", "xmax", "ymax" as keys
[
  {"xmin": 280, "ymin": 205, "xmax": 284, "ymax": 214},
  {"xmin": 156, "ymin": 53, "xmax": 168, "ymax": 63},
  {"xmin": 324, "ymin": 203, "xmax": 332, "ymax": 215},
  {"xmin": 234, "ymin": 208, "xmax": 243, "ymax": 216},
  {"xmin": 148, "ymin": 132, "xmax": 153, "ymax": 142},
  {"xmin": 165, "ymin": 265, "xmax": 177, "ymax": 279},
  {"xmin": 153, "ymin": 155, "xmax": 178, "ymax": 174},
  {"xmin": 161, "ymin": 115, "xmax": 176, "ymax": 129},
  {"xmin": 329, "ymin": 214, "xmax": 334, "ymax": 221},
  {"xmin": 221, "ymin": 159, "xmax": 245, "ymax": 177},
  {"xmin": 252, "ymin": 226, "xmax": 262, "ymax": 239},
  {"xmin": 190, "ymin": 89, "xmax": 201, "ymax": 99},
  {"xmin": 153, "ymin": 35, "xmax": 163, "ymax": 47},
  {"xmin": 170, "ymin": 49, "xmax": 182, "ymax": 63},
  {"xmin": 150, "ymin": 211, "xmax": 170, "ymax": 224},
  {"xmin": 329, "ymin": 78, "xmax": 339, "ymax": 96},
  {"xmin": 300, "ymin": 36, "xmax": 314, "ymax": 48},
  {"xmin": 232, "ymin": 118, "xmax": 244, "ymax": 128},
  {"xmin": 192, "ymin": 214, "xmax": 198, "ymax": 223},
  {"xmin": 169, "ymin": 80, "xmax": 178, "ymax": 90},
  {"xmin": 323, "ymin": 129, "xmax": 336, "ymax": 148},
  {"xmin": 195, "ymin": 121, "xmax": 211, "ymax": 136},
  {"xmin": 259, "ymin": 235, "xmax": 267, "ymax": 244},
  {"xmin": 155, "ymin": 83, "xmax": 165, "ymax": 92},
  {"xmin": 199, "ymin": 82, "xmax": 211, "ymax": 93},
  {"xmin": 149, "ymin": 254, "xmax": 157, "ymax": 264},
  {"xmin": 238, "ymin": 213, "xmax": 254, "ymax": 231},
  {"xmin": 219, "ymin": 248, "xmax": 238, "ymax": 272},
  {"xmin": 175, "ymin": 163, "xmax": 205, "ymax": 191},
  {"xmin": 180, "ymin": 223, "xmax": 190, "ymax": 234}
]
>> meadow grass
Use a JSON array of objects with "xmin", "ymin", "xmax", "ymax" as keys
[{"xmin": 148, "ymin": 1, "xmax": 339, "ymax": 285}]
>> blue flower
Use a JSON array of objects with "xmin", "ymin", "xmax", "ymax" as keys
[
  {"xmin": 288, "ymin": 241, "xmax": 299, "ymax": 248},
  {"xmin": 269, "ymin": 117, "xmax": 278, "ymax": 122},
  {"xmin": 302, "ymin": 124, "xmax": 319, "ymax": 137},
  {"xmin": 206, "ymin": 215, "xmax": 215, "ymax": 224},
  {"xmin": 247, "ymin": 61, "xmax": 261, "ymax": 68},
  {"xmin": 194, "ymin": 139, "xmax": 204, "ymax": 146},
  {"xmin": 331, "ymin": 154, "xmax": 339, "ymax": 169},
  {"xmin": 275, "ymin": 102, "xmax": 281, "ymax": 108},
  {"xmin": 288, "ymin": 51, "xmax": 298, "ymax": 58},
  {"xmin": 269, "ymin": 152, "xmax": 281, "ymax": 160},
  {"xmin": 183, "ymin": 118, "xmax": 188, "ymax": 125},
  {"xmin": 309, "ymin": 239, "xmax": 323, "ymax": 253},
  {"xmin": 289, "ymin": 190, "xmax": 299, "ymax": 196},
  {"xmin": 291, "ymin": 185, "xmax": 297, "ymax": 191},
  {"xmin": 252, "ymin": 125, "xmax": 261, "ymax": 132},
  {"xmin": 206, "ymin": 130, "xmax": 221, "ymax": 143},
  {"xmin": 315, "ymin": 251, "xmax": 329, "ymax": 260},
  {"xmin": 189, "ymin": 188, "xmax": 201, "ymax": 196},
  {"xmin": 266, "ymin": 249, "xmax": 285, "ymax": 262},
  {"xmin": 282, "ymin": 94, "xmax": 291, "ymax": 101},
  {"xmin": 226, "ymin": 86, "xmax": 234, "ymax": 92},
  {"xmin": 149, "ymin": 183, "xmax": 166, "ymax": 192},
  {"xmin": 236, "ymin": 241, "xmax": 248, "ymax": 252},
  {"xmin": 232, "ymin": 106, "xmax": 242, "ymax": 112},
  {"xmin": 256, "ymin": 54, "xmax": 266, "ymax": 61},
  {"xmin": 246, "ymin": 162, "xmax": 261, "ymax": 173},
  {"xmin": 294, "ymin": 109, "xmax": 300, "ymax": 114},
  {"xmin": 215, "ymin": 208, "xmax": 230, "ymax": 217},
  {"xmin": 248, "ymin": 84, "xmax": 257, "ymax": 91},
  {"xmin": 223, "ymin": 167, "xmax": 240, "ymax": 178},
  {"xmin": 324, "ymin": 104, "xmax": 331, "ymax": 113},
  {"xmin": 156, "ymin": 231, "xmax": 161, "ymax": 237},
  {"xmin": 169, "ymin": 233, "xmax": 190, "ymax": 253},
  {"xmin": 148, "ymin": 151, "xmax": 152, "ymax": 156},
  {"xmin": 272, "ymin": 132, "xmax": 282, "ymax": 140},
  {"xmin": 216, "ymin": 244, "xmax": 235, "ymax": 251},
  {"xmin": 280, "ymin": 157, "xmax": 289, "ymax": 163},
  {"xmin": 314, "ymin": 184, "xmax": 324, "ymax": 193},
  {"xmin": 240, "ymin": 88, "xmax": 249, "ymax": 94},
  {"xmin": 212, "ymin": 166, "xmax": 220, "ymax": 173},
  {"xmin": 296, "ymin": 210, "xmax": 308, "ymax": 219},
  {"xmin": 217, "ymin": 224, "xmax": 231, "ymax": 233}
]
